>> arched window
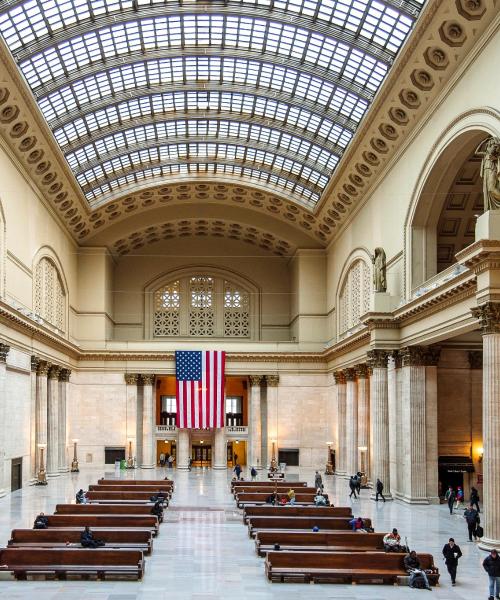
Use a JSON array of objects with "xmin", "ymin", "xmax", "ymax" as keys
[
  {"xmin": 153, "ymin": 274, "xmax": 252, "ymax": 338},
  {"xmin": 34, "ymin": 257, "xmax": 66, "ymax": 331},
  {"xmin": 338, "ymin": 259, "xmax": 371, "ymax": 338}
]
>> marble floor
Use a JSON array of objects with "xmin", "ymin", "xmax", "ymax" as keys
[{"xmin": 0, "ymin": 466, "xmax": 492, "ymax": 599}]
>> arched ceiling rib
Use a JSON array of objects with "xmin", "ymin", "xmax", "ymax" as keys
[{"xmin": 0, "ymin": 0, "xmax": 425, "ymax": 210}]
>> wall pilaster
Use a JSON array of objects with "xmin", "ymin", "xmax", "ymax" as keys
[
  {"xmin": 344, "ymin": 368, "xmax": 358, "ymax": 477},
  {"xmin": 58, "ymin": 369, "xmax": 71, "ymax": 472},
  {"xmin": 0, "ymin": 342, "xmax": 10, "ymax": 496},
  {"xmin": 140, "ymin": 374, "xmax": 155, "ymax": 469},
  {"xmin": 333, "ymin": 371, "xmax": 347, "ymax": 477},
  {"xmin": 248, "ymin": 375, "xmax": 263, "ymax": 470},
  {"xmin": 46, "ymin": 365, "xmax": 60, "ymax": 477},
  {"xmin": 29, "ymin": 356, "xmax": 39, "ymax": 481},
  {"xmin": 125, "ymin": 373, "xmax": 139, "ymax": 465},
  {"xmin": 265, "ymin": 375, "xmax": 279, "ymax": 467},
  {"xmin": 356, "ymin": 364, "xmax": 370, "ymax": 480}
]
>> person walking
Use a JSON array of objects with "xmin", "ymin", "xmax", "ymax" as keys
[
  {"xmin": 442, "ymin": 537, "xmax": 462, "ymax": 586},
  {"xmin": 445, "ymin": 486, "xmax": 456, "ymax": 515},
  {"xmin": 234, "ymin": 463, "xmax": 242, "ymax": 480},
  {"xmin": 471, "ymin": 486, "xmax": 481, "ymax": 513},
  {"xmin": 250, "ymin": 466, "xmax": 257, "ymax": 481},
  {"xmin": 375, "ymin": 478, "xmax": 386, "ymax": 502},
  {"xmin": 464, "ymin": 503, "xmax": 480, "ymax": 541},
  {"xmin": 455, "ymin": 486, "xmax": 464, "ymax": 510},
  {"xmin": 349, "ymin": 475, "xmax": 358, "ymax": 499},
  {"xmin": 314, "ymin": 470, "xmax": 323, "ymax": 492},
  {"xmin": 356, "ymin": 471, "xmax": 362, "ymax": 494},
  {"xmin": 168, "ymin": 454, "xmax": 174, "ymax": 469},
  {"xmin": 159, "ymin": 452, "xmax": 165, "ymax": 467},
  {"xmin": 483, "ymin": 548, "xmax": 500, "ymax": 600}
]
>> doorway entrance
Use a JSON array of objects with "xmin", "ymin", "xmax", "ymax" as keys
[
  {"xmin": 11, "ymin": 457, "xmax": 22, "ymax": 492},
  {"xmin": 157, "ymin": 440, "xmax": 176, "ymax": 467},
  {"xmin": 227, "ymin": 440, "xmax": 247, "ymax": 467},
  {"xmin": 192, "ymin": 444, "xmax": 212, "ymax": 467}
]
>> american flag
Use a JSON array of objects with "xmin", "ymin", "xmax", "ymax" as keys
[{"xmin": 175, "ymin": 350, "xmax": 226, "ymax": 429}]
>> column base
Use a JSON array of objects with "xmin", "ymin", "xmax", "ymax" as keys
[
  {"xmin": 0, "ymin": 488, "xmax": 6, "ymax": 498},
  {"xmin": 397, "ymin": 494, "xmax": 438, "ymax": 505},
  {"xmin": 58, "ymin": 467, "xmax": 70, "ymax": 473},
  {"xmin": 176, "ymin": 466, "xmax": 189, "ymax": 471},
  {"xmin": 140, "ymin": 464, "xmax": 155, "ymax": 469},
  {"xmin": 370, "ymin": 492, "xmax": 393, "ymax": 501},
  {"xmin": 47, "ymin": 471, "xmax": 60, "ymax": 478},
  {"xmin": 212, "ymin": 465, "xmax": 227, "ymax": 470},
  {"xmin": 479, "ymin": 537, "xmax": 500, "ymax": 551}
]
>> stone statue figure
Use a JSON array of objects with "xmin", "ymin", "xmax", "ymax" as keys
[
  {"xmin": 475, "ymin": 136, "xmax": 500, "ymax": 211},
  {"xmin": 372, "ymin": 247, "xmax": 387, "ymax": 293}
]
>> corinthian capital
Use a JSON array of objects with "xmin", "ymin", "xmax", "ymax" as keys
[
  {"xmin": 59, "ymin": 368, "xmax": 71, "ymax": 382},
  {"xmin": 343, "ymin": 368, "xmax": 356, "ymax": 381},
  {"xmin": 141, "ymin": 374, "xmax": 155, "ymax": 385},
  {"xmin": 0, "ymin": 342, "xmax": 10, "ymax": 363},
  {"xmin": 400, "ymin": 346, "xmax": 426, "ymax": 367},
  {"xmin": 367, "ymin": 349, "xmax": 388, "ymax": 369},
  {"xmin": 266, "ymin": 375, "xmax": 279, "ymax": 387},
  {"xmin": 124, "ymin": 373, "xmax": 139, "ymax": 385},
  {"xmin": 355, "ymin": 364, "xmax": 369, "ymax": 379},
  {"xmin": 333, "ymin": 371, "xmax": 346, "ymax": 385},
  {"xmin": 471, "ymin": 302, "xmax": 500, "ymax": 335},
  {"xmin": 37, "ymin": 360, "xmax": 50, "ymax": 376},
  {"xmin": 248, "ymin": 375, "xmax": 263, "ymax": 387}
]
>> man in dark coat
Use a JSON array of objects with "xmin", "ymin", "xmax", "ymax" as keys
[
  {"xmin": 464, "ymin": 504, "xmax": 480, "ymax": 541},
  {"xmin": 483, "ymin": 548, "xmax": 500, "ymax": 600},
  {"xmin": 375, "ymin": 478, "xmax": 386, "ymax": 502},
  {"xmin": 442, "ymin": 537, "xmax": 462, "ymax": 585}
]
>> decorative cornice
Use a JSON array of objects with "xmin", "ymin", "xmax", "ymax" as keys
[
  {"xmin": 0, "ymin": 341, "xmax": 10, "ymax": 363},
  {"xmin": 355, "ymin": 363, "xmax": 369, "ymax": 379},
  {"xmin": 265, "ymin": 374, "xmax": 279, "ymax": 387},
  {"xmin": 468, "ymin": 350, "xmax": 483, "ymax": 370},
  {"xmin": 366, "ymin": 349, "xmax": 388, "ymax": 369},
  {"xmin": 333, "ymin": 370, "xmax": 346, "ymax": 385},
  {"xmin": 248, "ymin": 375, "xmax": 264, "ymax": 387},
  {"xmin": 141, "ymin": 374, "xmax": 156, "ymax": 385},
  {"xmin": 471, "ymin": 302, "xmax": 500, "ymax": 335},
  {"xmin": 124, "ymin": 373, "xmax": 139, "ymax": 385}
]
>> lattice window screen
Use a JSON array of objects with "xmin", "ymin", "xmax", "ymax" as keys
[
  {"xmin": 224, "ymin": 281, "xmax": 249, "ymax": 338},
  {"xmin": 189, "ymin": 276, "xmax": 215, "ymax": 337},
  {"xmin": 362, "ymin": 261, "xmax": 371, "ymax": 315},
  {"xmin": 34, "ymin": 257, "xmax": 65, "ymax": 331},
  {"xmin": 338, "ymin": 259, "xmax": 371, "ymax": 337},
  {"xmin": 153, "ymin": 280, "xmax": 180, "ymax": 336}
]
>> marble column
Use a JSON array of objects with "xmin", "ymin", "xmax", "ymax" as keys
[
  {"xmin": 345, "ymin": 368, "xmax": 358, "ymax": 477},
  {"xmin": 29, "ymin": 356, "xmax": 39, "ymax": 481},
  {"xmin": 36, "ymin": 361, "xmax": 49, "ymax": 475},
  {"xmin": 248, "ymin": 375, "xmax": 263, "ymax": 469},
  {"xmin": 213, "ymin": 428, "xmax": 227, "ymax": 469},
  {"xmin": 387, "ymin": 352, "xmax": 400, "ymax": 498},
  {"xmin": 141, "ymin": 374, "xmax": 155, "ymax": 469},
  {"xmin": 0, "ymin": 342, "xmax": 10, "ymax": 497},
  {"xmin": 177, "ymin": 429, "xmax": 190, "ymax": 470},
  {"xmin": 471, "ymin": 302, "xmax": 500, "ymax": 550},
  {"xmin": 368, "ymin": 349, "xmax": 392, "ymax": 500},
  {"xmin": 58, "ymin": 369, "xmax": 71, "ymax": 472},
  {"xmin": 425, "ymin": 349, "xmax": 440, "ymax": 504},
  {"xmin": 46, "ymin": 365, "xmax": 60, "ymax": 478},
  {"xmin": 266, "ymin": 375, "xmax": 279, "ymax": 467},
  {"xmin": 468, "ymin": 351, "xmax": 483, "ymax": 492},
  {"xmin": 333, "ymin": 371, "xmax": 347, "ymax": 477},
  {"xmin": 356, "ymin": 364, "xmax": 370, "ymax": 479},
  {"xmin": 125, "ymin": 373, "xmax": 139, "ymax": 465}
]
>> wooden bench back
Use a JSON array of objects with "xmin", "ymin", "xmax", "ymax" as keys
[
  {"xmin": 88, "ymin": 484, "xmax": 171, "ymax": 493},
  {"xmin": 98, "ymin": 480, "xmax": 173, "ymax": 487},
  {"xmin": 237, "ymin": 493, "xmax": 324, "ymax": 503},
  {"xmin": 245, "ymin": 507, "xmax": 351, "ymax": 519},
  {"xmin": 43, "ymin": 514, "xmax": 158, "ymax": 529},
  {"xmin": 0, "ymin": 548, "xmax": 143, "ymax": 567},
  {"xmin": 10, "ymin": 528, "xmax": 152, "ymax": 545},
  {"xmin": 55, "ymin": 504, "xmax": 154, "ymax": 515},
  {"xmin": 256, "ymin": 531, "xmax": 385, "ymax": 548},
  {"xmin": 235, "ymin": 487, "xmax": 317, "ymax": 496},
  {"xmin": 266, "ymin": 550, "xmax": 434, "ymax": 571},
  {"xmin": 248, "ymin": 516, "xmax": 372, "ymax": 531},
  {"xmin": 86, "ymin": 491, "xmax": 164, "ymax": 501},
  {"xmin": 232, "ymin": 480, "xmax": 308, "ymax": 488}
]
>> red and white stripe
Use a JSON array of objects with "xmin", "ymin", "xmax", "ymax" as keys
[{"xmin": 176, "ymin": 350, "xmax": 225, "ymax": 429}]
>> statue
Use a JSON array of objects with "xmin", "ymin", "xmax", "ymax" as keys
[
  {"xmin": 475, "ymin": 136, "xmax": 500, "ymax": 211},
  {"xmin": 372, "ymin": 247, "xmax": 387, "ymax": 293}
]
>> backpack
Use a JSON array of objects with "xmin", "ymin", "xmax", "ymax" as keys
[{"xmin": 476, "ymin": 525, "xmax": 484, "ymax": 538}]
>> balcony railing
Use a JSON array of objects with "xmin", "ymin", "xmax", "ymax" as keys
[
  {"xmin": 156, "ymin": 424, "xmax": 177, "ymax": 435},
  {"xmin": 226, "ymin": 426, "xmax": 248, "ymax": 435}
]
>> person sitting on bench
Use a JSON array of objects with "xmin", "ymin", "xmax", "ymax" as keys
[
  {"xmin": 76, "ymin": 489, "xmax": 88, "ymax": 504},
  {"xmin": 33, "ymin": 513, "xmax": 49, "ymax": 529},
  {"xmin": 150, "ymin": 489, "xmax": 166, "ymax": 503},
  {"xmin": 151, "ymin": 500, "xmax": 163, "ymax": 518},
  {"xmin": 266, "ymin": 492, "xmax": 277, "ymax": 505},
  {"xmin": 287, "ymin": 489, "xmax": 296, "ymax": 505},
  {"xmin": 315, "ymin": 490, "xmax": 327, "ymax": 506},
  {"xmin": 404, "ymin": 550, "xmax": 432, "ymax": 590},
  {"xmin": 349, "ymin": 516, "xmax": 365, "ymax": 531},
  {"xmin": 383, "ymin": 528, "xmax": 403, "ymax": 552},
  {"xmin": 81, "ymin": 526, "xmax": 105, "ymax": 548}
]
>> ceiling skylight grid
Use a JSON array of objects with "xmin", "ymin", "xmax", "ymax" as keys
[{"xmin": 0, "ymin": 0, "xmax": 426, "ymax": 209}]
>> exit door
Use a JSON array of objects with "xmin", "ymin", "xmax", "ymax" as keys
[
  {"xmin": 11, "ymin": 457, "xmax": 22, "ymax": 492},
  {"xmin": 192, "ymin": 445, "xmax": 212, "ymax": 467}
]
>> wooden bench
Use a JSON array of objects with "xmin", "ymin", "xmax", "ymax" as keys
[
  {"xmin": 54, "ymin": 504, "xmax": 163, "ymax": 523},
  {"xmin": 8, "ymin": 528, "xmax": 153, "ymax": 555},
  {"xmin": 265, "ymin": 550, "xmax": 439, "ymax": 585},
  {"xmin": 243, "ymin": 506, "xmax": 351, "ymax": 523},
  {"xmin": 231, "ymin": 480, "xmax": 308, "ymax": 490},
  {"xmin": 86, "ymin": 491, "xmax": 169, "ymax": 505},
  {"xmin": 236, "ymin": 493, "xmax": 325, "ymax": 508},
  {"xmin": 40, "ymin": 514, "xmax": 159, "ymax": 536},
  {"xmin": 98, "ymin": 479, "xmax": 173, "ymax": 489},
  {"xmin": 0, "ymin": 548, "xmax": 144, "ymax": 580},
  {"xmin": 89, "ymin": 484, "xmax": 172, "ymax": 496},
  {"xmin": 247, "ymin": 516, "xmax": 372, "ymax": 537},
  {"xmin": 255, "ymin": 531, "xmax": 385, "ymax": 556},
  {"xmin": 234, "ymin": 486, "xmax": 317, "ymax": 497}
]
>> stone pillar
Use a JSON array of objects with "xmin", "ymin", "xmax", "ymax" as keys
[
  {"xmin": 46, "ymin": 365, "xmax": 60, "ymax": 477},
  {"xmin": 213, "ymin": 428, "xmax": 227, "ymax": 469},
  {"xmin": 356, "ymin": 364, "xmax": 370, "ymax": 479},
  {"xmin": 425, "ymin": 349, "xmax": 440, "ymax": 504},
  {"xmin": 333, "ymin": 371, "xmax": 347, "ymax": 477},
  {"xmin": 0, "ymin": 342, "xmax": 10, "ymax": 496},
  {"xmin": 471, "ymin": 303, "xmax": 500, "ymax": 550},
  {"xmin": 368, "ymin": 349, "xmax": 392, "ymax": 500},
  {"xmin": 57, "ymin": 369, "xmax": 70, "ymax": 472},
  {"xmin": 29, "ymin": 356, "xmax": 39, "ymax": 481},
  {"xmin": 266, "ymin": 375, "xmax": 279, "ymax": 467},
  {"xmin": 141, "ymin": 374, "xmax": 155, "ymax": 469},
  {"xmin": 177, "ymin": 429, "xmax": 190, "ymax": 470},
  {"xmin": 36, "ymin": 361, "xmax": 49, "ymax": 475},
  {"xmin": 399, "ymin": 346, "xmax": 440, "ymax": 504},
  {"xmin": 388, "ymin": 352, "xmax": 400, "ymax": 498},
  {"xmin": 468, "ymin": 351, "xmax": 483, "ymax": 493},
  {"xmin": 344, "ymin": 368, "xmax": 358, "ymax": 477},
  {"xmin": 125, "ymin": 374, "xmax": 139, "ymax": 465},
  {"xmin": 248, "ymin": 375, "xmax": 263, "ymax": 470}
]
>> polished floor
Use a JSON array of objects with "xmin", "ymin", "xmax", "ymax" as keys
[{"xmin": 0, "ymin": 466, "xmax": 492, "ymax": 599}]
